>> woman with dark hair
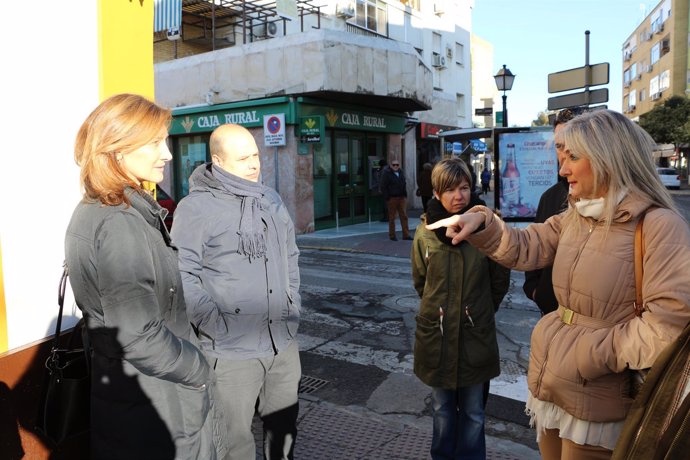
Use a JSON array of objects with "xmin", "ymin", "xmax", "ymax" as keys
[
  {"xmin": 65, "ymin": 94, "xmax": 228, "ymax": 459},
  {"xmin": 411, "ymin": 158, "xmax": 510, "ymax": 459}
]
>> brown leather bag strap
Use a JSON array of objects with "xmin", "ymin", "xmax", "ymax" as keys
[{"xmin": 634, "ymin": 213, "xmax": 646, "ymax": 317}]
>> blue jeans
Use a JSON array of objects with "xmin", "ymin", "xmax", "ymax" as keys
[{"xmin": 430, "ymin": 384, "xmax": 486, "ymax": 460}]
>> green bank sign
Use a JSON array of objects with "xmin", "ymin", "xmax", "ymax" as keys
[
  {"xmin": 170, "ymin": 105, "xmax": 289, "ymax": 135},
  {"xmin": 300, "ymin": 107, "xmax": 405, "ymax": 133},
  {"xmin": 169, "ymin": 98, "xmax": 406, "ymax": 135},
  {"xmin": 299, "ymin": 116, "xmax": 324, "ymax": 143}
]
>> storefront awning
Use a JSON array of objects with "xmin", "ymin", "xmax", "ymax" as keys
[
  {"xmin": 653, "ymin": 143, "xmax": 675, "ymax": 158},
  {"xmin": 438, "ymin": 127, "xmax": 493, "ymax": 143},
  {"xmin": 154, "ymin": 0, "xmax": 182, "ymax": 32}
]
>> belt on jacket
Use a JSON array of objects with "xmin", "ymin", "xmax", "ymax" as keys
[{"xmin": 557, "ymin": 305, "xmax": 616, "ymax": 329}]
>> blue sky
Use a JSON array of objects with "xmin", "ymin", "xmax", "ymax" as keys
[{"xmin": 472, "ymin": 0, "xmax": 658, "ymax": 126}]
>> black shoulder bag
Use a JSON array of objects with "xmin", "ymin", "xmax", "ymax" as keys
[{"xmin": 36, "ymin": 264, "xmax": 91, "ymax": 445}]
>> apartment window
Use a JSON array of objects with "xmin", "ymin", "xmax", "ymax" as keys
[
  {"xmin": 431, "ymin": 32, "xmax": 442, "ymax": 69},
  {"xmin": 455, "ymin": 42, "xmax": 464, "ymax": 65},
  {"xmin": 456, "ymin": 94, "xmax": 466, "ymax": 118},
  {"xmin": 639, "ymin": 29, "xmax": 648, "ymax": 42},
  {"xmin": 432, "ymin": 32, "xmax": 442, "ymax": 54},
  {"xmin": 630, "ymin": 63, "xmax": 637, "ymax": 78},
  {"xmin": 661, "ymin": 37, "xmax": 670, "ymax": 57},
  {"xmin": 650, "ymin": 43, "xmax": 660, "ymax": 64},
  {"xmin": 624, "ymin": 68, "xmax": 631, "ymax": 84},
  {"xmin": 355, "ymin": 0, "xmax": 387, "ymax": 35},
  {"xmin": 660, "ymin": 69, "xmax": 670, "ymax": 91},
  {"xmin": 639, "ymin": 88, "xmax": 646, "ymax": 101},
  {"xmin": 650, "ymin": 75, "xmax": 659, "ymax": 95},
  {"xmin": 628, "ymin": 90, "xmax": 636, "ymax": 107},
  {"xmin": 400, "ymin": 0, "xmax": 420, "ymax": 10}
]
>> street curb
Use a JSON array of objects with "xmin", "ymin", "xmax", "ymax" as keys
[{"xmin": 297, "ymin": 245, "xmax": 365, "ymax": 253}]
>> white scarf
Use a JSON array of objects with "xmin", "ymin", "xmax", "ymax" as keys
[
  {"xmin": 574, "ymin": 189, "xmax": 627, "ymax": 220},
  {"xmin": 574, "ymin": 197, "xmax": 605, "ymax": 219}
]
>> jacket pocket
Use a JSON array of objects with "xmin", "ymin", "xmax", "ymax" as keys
[
  {"xmin": 177, "ymin": 382, "xmax": 211, "ymax": 437},
  {"xmin": 462, "ymin": 322, "xmax": 499, "ymax": 368},
  {"xmin": 415, "ymin": 314, "xmax": 443, "ymax": 369},
  {"xmin": 285, "ymin": 291, "xmax": 299, "ymax": 339}
]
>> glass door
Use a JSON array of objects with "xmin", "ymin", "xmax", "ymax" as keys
[{"xmin": 334, "ymin": 132, "xmax": 367, "ymax": 226}]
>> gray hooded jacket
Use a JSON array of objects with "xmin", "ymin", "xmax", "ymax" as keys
[{"xmin": 171, "ymin": 163, "xmax": 301, "ymax": 360}]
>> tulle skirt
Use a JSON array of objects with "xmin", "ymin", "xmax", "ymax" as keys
[{"xmin": 525, "ymin": 393, "xmax": 624, "ymax": 450}]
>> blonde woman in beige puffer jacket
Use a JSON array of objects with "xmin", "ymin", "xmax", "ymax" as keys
[{"xmin": 427, "ymin": 110, "xmax": 690, "ymax": 460}]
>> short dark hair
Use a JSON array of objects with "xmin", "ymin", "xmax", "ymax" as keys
[
  {"xmin": 431, "ymin": 158, "xmax": 472, "ymax": 194},
  {"xmin": 554, "ymin": 108, "xmax": 576, "ymax": 127}
]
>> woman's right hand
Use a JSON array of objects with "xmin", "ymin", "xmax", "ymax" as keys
[{"xmin": 425, "ymin": 212, "xmax": 485, "ymax": 245}]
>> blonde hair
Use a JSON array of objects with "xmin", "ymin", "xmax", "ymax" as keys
[
  {"xmin": 431, "ymin": 158, "xmax": 472, "ymax": 194},
  {"xmin": 74, "ymin": 93, "xmax": 171, "ymax": 206},
  {"xmin": 560, "ymin": 109, "xmax": 677, "ymax": 229}
]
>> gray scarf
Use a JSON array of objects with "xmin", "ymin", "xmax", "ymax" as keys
[{"xmin": 212, "ymin": 165, "xmax": 267, "ymax": 260}]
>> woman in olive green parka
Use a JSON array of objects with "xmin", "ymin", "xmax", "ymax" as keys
[{"xmin": 411, "ymin": 158, "xmax": 510, "ymax": 460}]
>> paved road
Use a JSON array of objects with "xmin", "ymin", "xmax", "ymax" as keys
[
  {"xmin": 261, "ymin": 186, "xmax": 690, "ymax": 459},
  {"xmin": 290, "ymin": 213, "xmax": 541, "ymax": 458}
]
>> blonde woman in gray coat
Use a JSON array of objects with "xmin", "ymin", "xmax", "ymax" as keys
[{"xmin": 65, "ymin": 94, "xmax": 228, "ymax": 460}]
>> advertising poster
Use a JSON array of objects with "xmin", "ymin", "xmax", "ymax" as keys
[{"xmin": 497, "ymin": 130, "xmax": 559, "ymax": 219}]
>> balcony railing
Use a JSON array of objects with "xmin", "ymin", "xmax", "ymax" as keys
[{"xmin": 345, "ymin": 22, "xmax": 387, "ymax": 39}]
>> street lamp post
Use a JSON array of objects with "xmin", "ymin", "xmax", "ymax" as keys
[{"xmin": 494, "ymin": 64, "xmax": 515, "ymax": 127}]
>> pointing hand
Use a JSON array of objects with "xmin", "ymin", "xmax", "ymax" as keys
[{"xmin": 425, "ymin": 212, "xmax": 485, "ymax": 245}]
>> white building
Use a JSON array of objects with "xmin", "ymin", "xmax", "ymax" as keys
[{"xmin": 154, "ymin": 0, "xmax": 477, "ymax": 232}]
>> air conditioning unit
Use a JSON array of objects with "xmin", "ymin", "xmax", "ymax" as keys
[
  {"xmin": 624, "ymin": 81, "xmax": 631, "ymax": 88},
  {"xmin": 624, "ymin": 51, "xmax": 632, "ymax": 61},
  {"xmin": 652, "ymin": 92, "xmax": 662, "ymax": 100},
  {"xmin": 266, "ymin": 22, "xmax": 278, "ymax": 38},
  {"xmin": 167, "ymin": 27, "xmax": 180, "ymax": 41},
  {"xmin": 656, "ymin": 22, "xmax": 665, "ymax": 34},
  {"xmin": 432, "ymin": 54, "xmax": 446, "ymax": 69},
  {"xmin": 434, "ymin": 3, "xmax": 444, "ymax": 15},
  {"xmin": 644, "ymin": 32, "xmax": 653, "ymax": 41},
  {"xmin": 635, "ymin": 73, "xmax": 642, "ymax": 80},
  {"xmin": 646, "ymin": 64, "xmax": 654, "ymax": 73},
  {"xmin": 336, "ymin": 3, "xmax": 355, "ymax": 18},
  {"xmin": 629, "ymin": 105, "xmax": 636, "ymax": 113}
]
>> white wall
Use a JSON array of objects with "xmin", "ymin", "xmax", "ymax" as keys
[
  {"xmin": 0, "ymin": 1, "xmax": 98, "ymax": 350},
  {"xmin": 471, "ymin": 34, "xmax": 498, "ymax": 128},
  {"xmin": 296, "ymin": 0, "xmax": 474, "ymax": 128}
]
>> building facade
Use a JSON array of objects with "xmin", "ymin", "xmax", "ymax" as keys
[
  {"xmin": 622, "ymin": 0, "xmax": 690, "ymax": 120},
  {"xmin": 154, "ymin": 0, "xmax": 477, "ymax": 232}
]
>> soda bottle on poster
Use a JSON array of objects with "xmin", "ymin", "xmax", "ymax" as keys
[{"xmin": 501, "ymin": 143, "xmax": 520, "ymax": 210}]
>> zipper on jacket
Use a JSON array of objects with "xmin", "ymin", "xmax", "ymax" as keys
[
  {"xmin": 565, "ymin": 221, "xmax": 596, "ymax": 304},
  {"xmin": 665, "ymin": 415, "xmax": 689, "ymax": 458},
  {"xmin": 169, "ymin": 287, "xmax": 176, "ymax": 322}
]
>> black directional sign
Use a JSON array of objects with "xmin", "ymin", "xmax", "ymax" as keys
[{"xmin": 474, "ymin": 107, "xmax": 493, "ymax": 116}]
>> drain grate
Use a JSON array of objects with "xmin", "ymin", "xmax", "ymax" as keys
[{"xmin": 298, "ymin": 375, "xmax": 329, "ymax": 394}]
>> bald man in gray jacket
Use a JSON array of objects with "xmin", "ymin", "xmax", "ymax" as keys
[{"xmin": 172, "ymin": 124, "xmax": 301, "ymax": 460}]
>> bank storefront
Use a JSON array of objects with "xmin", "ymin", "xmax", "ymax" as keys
[{"xmin": 166, "ymin": 96, "xmax": 407, "ymax": 233}]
